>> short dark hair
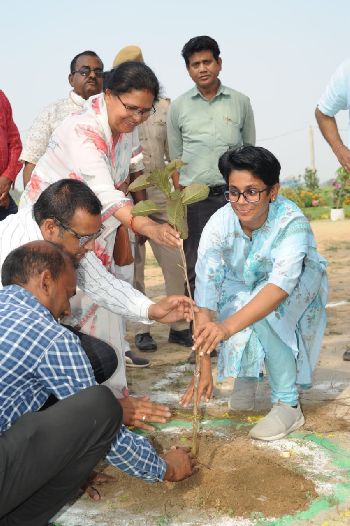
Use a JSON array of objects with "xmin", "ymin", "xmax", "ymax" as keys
[
  {"xmin": 1, "ymin": 241, "xmax": 73, "ymax": 286},
  {"xmin": 33, "ymin": 179, "xmax": 102, "ymax": 226},
  {"xmin": 181, "ymin": 36, "xmax": 220, "ymax": 66},
  {"xmin": 70, "ymin": 50, "xmax": 103, "ymax": 74},
  {"xmin": 218, "ymin": 146, "xmax": 281, "ymax": 186},
  {"xmin": 104, "ymin": 61, "xmax": 160, "ymax": 100}
]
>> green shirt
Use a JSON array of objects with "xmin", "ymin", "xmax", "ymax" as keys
[{"xmin": 167, "ymin": 83, "xmax": 256, "ymax": 187}]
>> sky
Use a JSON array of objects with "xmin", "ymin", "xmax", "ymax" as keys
[{"xmin": 1, "ymin": 0, "xmax": 350, "ymax": 188}]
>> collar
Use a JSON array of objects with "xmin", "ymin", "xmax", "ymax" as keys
[
  {"xmin": 190, "ymin": 81, "xmax": 229, "ymax": 100},
  {"xmin": 69, "ymin": 90, "xmax": 86, "ymax": 108},
  {"xmin": 0, "ymin": 284, "xmax": 54, "ymax": 320},
  {"xmin": 29, "ymin": 207, "xmax": 45, "ymax": 240}
]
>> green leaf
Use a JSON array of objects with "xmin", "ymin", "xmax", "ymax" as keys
[
  {"xmin": 169, "ymin": 189, "xmax": 182, "ymax": 200},
  {"xmin": 166, "ymin": 195, "xmax": 188, "ymax": 239},
  {"xmin": 149, "ymin": 170, "xmax": 171, "ymax": 197},
  {"xmin": 165, "ymin": 159, "xmax": 187, "ymax": 174},
  {"xmin": 132, "ymin": 200, "xmax": 161, "ymax": 216},
  {"xmin": 181, "ymin": 183, "xmax": 209, "ymax": 205},
  {"xmin": 128, "ymin": 174, "xmax": 152, "ymax": 192}
]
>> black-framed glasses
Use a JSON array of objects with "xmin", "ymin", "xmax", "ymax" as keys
[
  {"xmin": 116, "ymin": 94, "xmax": 156, "ymax": 116},
  {"xmin": 55, "ymin": 218, "xmax": 105, "ymax": 246},
  {"xmin": 224, "ymin": 187, "xmax": 270, "ymax": 203},
  {"xmin": 72, "ymin": 66, "xmax": 104, "ymax": 78}
]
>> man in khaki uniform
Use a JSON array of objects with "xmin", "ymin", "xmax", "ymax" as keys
[{"xmin": 113, "ymin": 46, "xmax": 191, "ymax": 351}]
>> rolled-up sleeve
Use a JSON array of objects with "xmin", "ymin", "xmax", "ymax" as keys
[
  {"xmin": 107, "ymin": 425, "xmax": 166, "ymax": 481},
  {"xmin": 318, "ymin": 61, "xmax": 350, "ymax": 116},
  {"xmin": 242, "ymin": 97, "xmax": 256, "ymax": 145}
]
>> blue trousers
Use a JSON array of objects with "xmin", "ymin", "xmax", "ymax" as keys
[{"xmin": 248, "ymin": 319, "xmax": 299, "ymax": 407}]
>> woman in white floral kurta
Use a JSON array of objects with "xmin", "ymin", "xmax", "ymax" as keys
[
  {"xmin": 183, "ymin": 146, "xmax": 327, "ymax": 441},
  {"xmin": 20, "ymin": 62, "xmax": 181, "ymax": 396}
]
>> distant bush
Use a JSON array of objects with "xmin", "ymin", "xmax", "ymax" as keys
[{"xmin": 280, "ymin": 187, "xmax": 326, "ymax": 208}]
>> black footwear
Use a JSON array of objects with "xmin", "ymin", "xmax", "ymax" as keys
[
  {"xmin": 135, "ymin": 333, "xmax": 157, "ymax": 352},
  {"xmin": 187, "ymin": 349, "xmax": 218, "ymax": 364},
  {"xmin": 168, "ymin": 328, "xmax": 193, "ymax": 347},
  {"xmin": 125, "ymin": 351, "xmax": 150, "ymax": 368},
  {"xmin": 343, "ymin": 349, "xmax": 350, "ymax": 361}
]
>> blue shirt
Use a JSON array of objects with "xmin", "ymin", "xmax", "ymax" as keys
[{"xmin": 0, "ymin": 285, "xmax": 166, "ymax": 481}]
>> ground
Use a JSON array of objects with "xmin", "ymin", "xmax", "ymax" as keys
[{"xmin": 56, "ymin": 219, "xmax": 350, "ymax": 526}]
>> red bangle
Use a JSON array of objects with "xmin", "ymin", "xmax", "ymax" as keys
[{"xmin": 129, "ymin": 215, "xmax": 138, "ymax": 234}]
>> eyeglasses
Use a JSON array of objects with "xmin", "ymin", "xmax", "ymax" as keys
[
  {"xmin": 224, "ymin": 187, "xmax": 270, "ymax": 203},
  {"xmin": 72, "ymin": 66, "xmax": 104, "ymax": 78},
  {"xmin": 55, "ymin": 218, "xmax": 105, "ymax": 246},
  {"xmin": 116, "ymin": 94, "xmax": 156, "ymax": 116}
]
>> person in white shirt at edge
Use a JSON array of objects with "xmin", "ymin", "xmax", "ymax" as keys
[
  {"xmin": 315, "ymin": 59, "xmax": 350, "ymax": 362},
  {"xmin": 21, "ymin": 50, "xmax": 104, "ymax": 186},
  {"xmin": 0, "ymin": 179, "xmax": 196, "ymax": 432},
  {"xmin": 20, "ymin": 62, "xmax": 184, "ymax": 395}
]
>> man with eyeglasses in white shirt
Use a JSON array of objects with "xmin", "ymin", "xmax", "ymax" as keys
[
  {"xmin": 0, "ymin": 179, "xmax": 196, "ymax": 431},
  {"xmin": 21, "ymin": 50, "xmax": 104, "ymax": 187}
]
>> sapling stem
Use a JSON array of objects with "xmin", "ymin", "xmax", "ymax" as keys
[{"xmin": 178, "ymin": 245, "xmax": 200, "ymax": 457}]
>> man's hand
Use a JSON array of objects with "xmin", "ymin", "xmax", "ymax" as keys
[
  {"xmin": 334, "ymin": 144, "xmax": 350, "ymax": 173},
  {"xmin": 119, "ymin": 395, "xmax": 171, "ymax": 431},
  {"xmin": 0, "ymin": 175, "xmax": 11, "ymax": 203},
  {"xmin": 148, "ymin": 296, "xmax": 197, "ymax": 324},
  {"xmin": 193, "ymin": 321, "xmax": 230, "ymax": 355},
  {"xmin": 0, "ymin": 194, "xmax": 10, "ymax": 208},
  {"xmin": 163, "ymin": 447, "xmax": 194, "ymax": 481},
  {"xmin": 180, "ymin": 355, "xmax": 213, "ymax": 407},
  {"xmin": 315, "ymin": 108, "xmax": 350, "ymax": 172}
]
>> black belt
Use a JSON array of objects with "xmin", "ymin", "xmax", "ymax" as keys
[{"xmin": 208, "ymin": 185, "xmax": 226, "ymax": 196}]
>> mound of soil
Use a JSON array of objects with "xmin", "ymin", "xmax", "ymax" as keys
[{"xmin": 100, "ymin": 435, "xmax": 316, "ymax": 519}]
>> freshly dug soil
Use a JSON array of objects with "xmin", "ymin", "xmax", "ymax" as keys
[{"xmin": 100, "ymin": 435, "xmax": 317, "ymax": 519}]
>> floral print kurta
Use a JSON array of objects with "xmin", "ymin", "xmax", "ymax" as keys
[
  {"xmin": 19, "ymin": 93, "xmax": 144, "ymax": 396},
  {"xmin": 195, "ymin": 196, "xmax": 328, "ymax": 385}
]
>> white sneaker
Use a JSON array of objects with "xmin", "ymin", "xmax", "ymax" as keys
[
  {"xmin": 249, "ymin": 401, "xmax": 305, "ymax": 441},
  {"xmin": 228, "ymin": 377, "xmax": 258, "ymax": 411}
]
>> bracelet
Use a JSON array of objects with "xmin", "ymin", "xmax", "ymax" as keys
[{"xmin": 129, "ymin": 215, "xmax": 138, "ymax": 234}]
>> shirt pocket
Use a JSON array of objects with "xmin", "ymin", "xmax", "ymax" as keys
[{"xmin": 218, "ymin": 116, "xmax": 242, "ymax": 148}]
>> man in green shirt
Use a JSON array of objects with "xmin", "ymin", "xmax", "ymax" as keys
[{"xmin": 167, "ymin": 36, "xmax": 256, "ymax": 361}]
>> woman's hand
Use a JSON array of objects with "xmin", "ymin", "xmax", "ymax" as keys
[
  {"xmin": 142, "ymin": 221, "xmax": 181, "ymax": 248},
  {"xmin": 180, "ymin": 355, "xmax": 213, "ymax": 407},
  {"xmin": 193, "ymin": 321, "xmax": 231, "ymax": 355},
  {"xmin": 115, "ymin": 206, "xmax": 181, "ymax": 248}
]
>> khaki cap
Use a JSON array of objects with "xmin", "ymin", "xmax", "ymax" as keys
[{"xmin": 113, "ymin": 45, "xmax": 144, "ymax": 67}]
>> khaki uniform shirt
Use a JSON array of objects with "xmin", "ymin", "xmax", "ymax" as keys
[{"xmin": 138, "ymin": 98, "xmax": 170, "ymax": 174}]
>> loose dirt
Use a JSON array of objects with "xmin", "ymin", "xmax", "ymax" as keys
[{"xmin": 101, "ymin": 435, "xmax": 316, "ymax": 519}]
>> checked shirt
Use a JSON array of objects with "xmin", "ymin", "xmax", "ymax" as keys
[{"xmin": 0, "ymin": 285, "xmax": 166, "ymax": 481}]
